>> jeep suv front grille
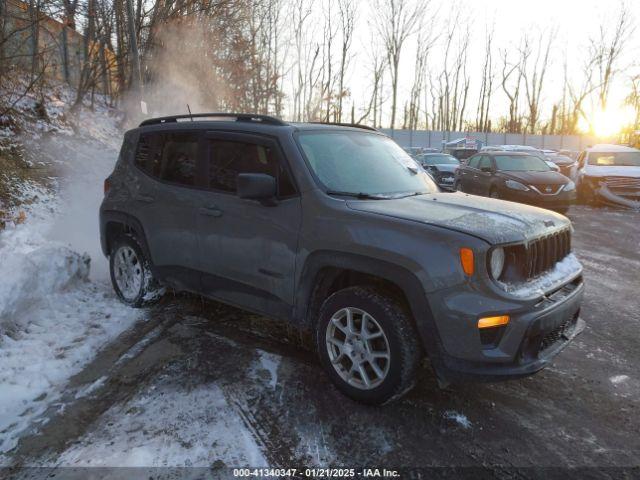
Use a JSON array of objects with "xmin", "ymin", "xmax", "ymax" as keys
[
  {"xmin": 500, "ymin": 228, "xmax": 572, "ymax": 282},
  {"xmin": 524, "ymin": 229, "xmax": 571, "ymax": 279}
]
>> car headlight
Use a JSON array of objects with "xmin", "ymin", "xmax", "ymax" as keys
[
  {"xmin": 505, "ymin": 179, "xmax": 530, "ymax": 191},
  {"xmin": 563, "ymin": 180, "xmax": 576, "ymax": 192},
  {"xmin": 489, "ymin": 247, "xmax": 505, "ymax": 279}
]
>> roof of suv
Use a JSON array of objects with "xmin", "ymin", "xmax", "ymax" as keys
[
  {"xmin": 137, "ymin": 113, "xmax": 379, "ymax": 133},
  {"xmin": 586, "ymin": 144, "xmax": 640, "ymax": 153},
  {"xmin": 475, "ymin": 151, "xmax": 533, "ymax": 157}
]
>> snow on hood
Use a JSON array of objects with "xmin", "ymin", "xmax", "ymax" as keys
[
  {"xmin": 347, "ymin": 192, "xmax": 570, "ymax": 245},
  {"xmin": 584, "ymin": 165, "xmax": 640, "ymax": 178}
]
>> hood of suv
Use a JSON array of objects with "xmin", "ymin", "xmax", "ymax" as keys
[
  {"xmin": 500, "ymin": 170, "xmax": 569, "ymax": 185},
  {"xmin": 430, "ymin": 164, "xmax": 459, "ymax": 173},
  {"xmin": 347, "ymin": 192, "xmax": 570, "ymax": 245},
  {"xmin": 584, "ymin": 165, "xmax": 640, "ymax": 179}
]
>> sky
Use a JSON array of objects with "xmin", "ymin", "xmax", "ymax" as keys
[{"xmin": 335, "ymin": 0, "xmax": 640, "ymax": 131}]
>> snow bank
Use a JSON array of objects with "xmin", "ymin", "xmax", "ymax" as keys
[{"xmin": 0, "ymin": 246, "xmax": 90, "ymax": 332}]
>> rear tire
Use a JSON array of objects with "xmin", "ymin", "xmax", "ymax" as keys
[
  {"xmin": 109, "ymin": 235, "xmax": 165, "ymax": 307},
  {"xmin": 315, "ymin": 286, "xmax": 421, "ymax": 405}
]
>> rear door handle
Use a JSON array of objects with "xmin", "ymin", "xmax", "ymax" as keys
[
  {"xmin": 199, "ymin": 206, "xmax": 222, "ymax": 218},
  {"xmin": 134, "ymin": 193, "xmax": 155, "ymax": 203}
]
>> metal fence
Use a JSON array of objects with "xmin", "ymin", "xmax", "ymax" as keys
[{"xmin": 380, "ymin": 129, "xmax": 602, "ymax": 152}]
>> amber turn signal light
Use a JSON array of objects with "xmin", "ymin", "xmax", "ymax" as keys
[
  {"xmin": 478, "ymin": 315, "xmax": 510, "ymax": 329},
  {"xmin": 104, "ymin": 178, "xmax": 111, "ymax": 195},
  {"xmin": 459, "ymin": 247, "xmax": 474, "ymax": 276}
]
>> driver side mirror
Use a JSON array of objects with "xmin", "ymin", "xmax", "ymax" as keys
[
  {"xmin": 480, "ymin": 166, "xmax": 493, "ymax": 173},
  {"xmin": 237, "ymin": 173, "xmax": 277, "ymax": 205}
]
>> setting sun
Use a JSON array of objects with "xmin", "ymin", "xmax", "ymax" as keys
[{"xmin": 579, "ymin": 105, "xmax": 636, "ymax": 138}]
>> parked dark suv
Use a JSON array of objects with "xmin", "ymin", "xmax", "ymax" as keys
[{"xmin": 100, "ymin": 113, "xmax": 585, "ymax": 404}]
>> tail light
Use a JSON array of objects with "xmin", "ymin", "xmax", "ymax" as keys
[{"xmin": 104, "ymin": 178, "xmax": 111, "ymax": 195}]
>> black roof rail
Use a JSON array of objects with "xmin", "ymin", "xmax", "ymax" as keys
[
  {"xmin": 306, "ymin": 122, "xmax": 378, "ymax": 132},
  {"xmin": 139, "ymin": 113, "xmax": 287, "ymax": 127}
]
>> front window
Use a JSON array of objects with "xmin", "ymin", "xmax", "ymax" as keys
[
  {"xmin": 494, "ymin": 155, "xmax": 550, "ymax": 172},
  {"xmin": 588, "ymin": 152, "xmax": 640, "ymax": 167},
  {"xmin": 297, "ymin": 131, "xmax": 438, "ymax": 197},
  {"xmin": 208, "ymin": 139, "xmax": 296, "ymax": 197},
  {"xmin": 419, "ymin": 154, "xmax": 459, "ymax": 166}
]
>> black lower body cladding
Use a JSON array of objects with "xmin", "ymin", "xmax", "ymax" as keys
[{"xmin": 422, "ymin": 275, "xmax": 585, "ymax": 383}]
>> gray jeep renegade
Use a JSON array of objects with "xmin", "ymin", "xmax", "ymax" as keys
[{"xmin": 100, "ymin": 113, "xmax": 585, "ymax": 404}]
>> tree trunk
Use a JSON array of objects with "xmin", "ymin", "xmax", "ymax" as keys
[
  {"xmin": 126, "ymin": 0, "xmax": 143, "ymax": 97},
  {"xmin": 0, "ymin": 0, "xmax": 6, "ymax": 80}
]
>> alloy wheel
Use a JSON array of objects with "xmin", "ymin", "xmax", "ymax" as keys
[
  {"xmin": 325, "ymin": 307, "xmax": 391, "ymax": 390},
  {"xmin": 113, "ymin": 246, "xmax": 143, "ymax": 301}
]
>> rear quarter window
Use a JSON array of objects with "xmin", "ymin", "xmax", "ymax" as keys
[{"xmin": 134, "ymin": 132, "xmax": 199, "ymax": 187}]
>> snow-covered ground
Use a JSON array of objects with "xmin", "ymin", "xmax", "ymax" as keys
[{"xmin": 0, "ymin": 86, "xmax": 145, "ymax": 459}]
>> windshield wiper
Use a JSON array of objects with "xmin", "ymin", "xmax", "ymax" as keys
[
  {"xmin": 392, "ymin": 191, "xmax": 429, "ymax": 199},
  {"xmin": 325, "ymin": 190, "xmax": 390, "ymax": 200}
]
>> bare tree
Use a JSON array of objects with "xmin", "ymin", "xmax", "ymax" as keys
[
  {"xmin": 319, "ymin": 0, "xmax": 337, "ymax": 121},
  {"xmin": 432, "ymin": 9, "xmax": 470, "ymax": 132},
  {"xmin": 519, "ymin": 30, "xmax": 555, "ymax": 134},
  {"xmin": 356, "ymin": 32, "xmax": 387, "ymax": 126},
  {"xmin": 335, "ymin": 0, "xmax": 356, "ymax": 122},
  {"xmin": 500, "ymin": 48, "xmax": 523, "ymax": 133},
  {"xmin": 475, "ymin": 25, "xmax": 495, "ymax": 132},
  {"xmin": 590, "ymin": 2, "xmax": 634, "ymax": 110},
  {"xmin": 371, "ymin": 0, "xmax": 426, "ymax": 129},
  {"xmin": 406, "ymin": 32, "xmax": 432, "ymax": 130},
  {"xmin": 626, "ymin": 74, "xmax": 640, "ymax": 132}
]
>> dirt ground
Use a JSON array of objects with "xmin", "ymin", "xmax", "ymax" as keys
[{"xmin": 3, "ymin": 205, "xmax": 640, "ymax": 478}]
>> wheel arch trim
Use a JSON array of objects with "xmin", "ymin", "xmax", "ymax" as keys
[{"xmin": 293, "ymin": 250, "xmax": 444, "ymax": 360}]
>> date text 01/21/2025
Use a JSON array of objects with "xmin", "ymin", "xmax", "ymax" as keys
[{"xmin": 232, "ymin": 468, "xmax": 400, "ymax": 478}]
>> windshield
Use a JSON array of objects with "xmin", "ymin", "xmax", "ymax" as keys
[
  {"xmin": 588, "ymin": 152, "xmax": 640, "ymax": 167},
  {"xmin": 297, "ymin": 131, "xmax": 438, "ymax": 197},
  {"xmin": 494, "ymin": 155, "xmax": 551, "ymax": 172},
  {"xmin": 419, "ymin": 154, "xmax": 459, "ymax": 166}
]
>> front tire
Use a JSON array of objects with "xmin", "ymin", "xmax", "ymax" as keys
[
  {"xmin": 109, "ymin": 235, "xmax": 165, "ymax": 307},
  {"xmin": 315, "ymin": 286, "xmax": 421, "ymax": 405}
]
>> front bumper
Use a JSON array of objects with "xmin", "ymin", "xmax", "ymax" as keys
[
  {"xmin": 500, "ymin": 188, "xmax": 576, "ymax": 209},
  {"xmin": 426, "ymin": 274, "xmax": 585, "ymax": 383}
]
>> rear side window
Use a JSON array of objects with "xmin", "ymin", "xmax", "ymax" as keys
[
  {"xmin": 208, "ymin": 139, "xmax": 296, "ymax": 197},
  {"xmin": 160, "ymin": 133, "xmax": 199, "ymax": 185},
  {"xmin": 134, "ymin": 132, "xmax": 199, "ymax": 187},
  {"xmin": 134, "ymin": 133, "xmax": 157, "ymax": 174}
]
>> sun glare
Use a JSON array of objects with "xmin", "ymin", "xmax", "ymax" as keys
[{"xmin": 580, "ymin": 105, "xmax": 636, "ymax": 138}]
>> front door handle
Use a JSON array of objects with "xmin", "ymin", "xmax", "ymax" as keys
[
  {"xmin": 134, "ymin": 193, "xmax": 155, "ymax": 203},
  {"xmin": 199, "ymin": 206, "xmax": 222, "ymax": 218}
]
